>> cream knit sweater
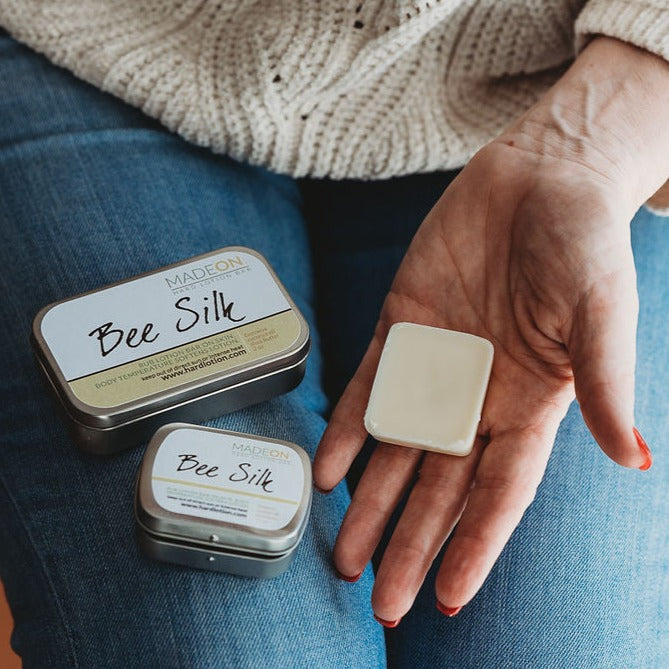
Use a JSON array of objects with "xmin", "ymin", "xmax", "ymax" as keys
[{"xmin": 1, "ymin": 1, "xmax": 668, "ymax": 179}]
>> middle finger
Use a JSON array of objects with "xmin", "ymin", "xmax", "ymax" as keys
[
  {"xmin": 370, "ymin": 440, "xmax": 484, "ymax": 624},
  {"xmin": 333, "ymin": 441, "xmax": 423, "ymax": 581}
]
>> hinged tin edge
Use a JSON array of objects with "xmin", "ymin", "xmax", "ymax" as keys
[
  {"xmin": 31, "ymin": 330, "xmax": 309, "ymax": 430},
  {"xmin": 135, "ymin": 504, "xmax": 310, "ymax": 560},
  {"xmin": 135, "ymin": 526, "xmax": 300, "ymax": 578},
  {"xmin": 33, "ymin": 349, "xmax": 308, "ymax": 454}
]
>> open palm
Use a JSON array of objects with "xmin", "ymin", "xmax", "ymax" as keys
[{"xmin": 313, "ymin": 139, "xmax": 649, "ymax": 623}]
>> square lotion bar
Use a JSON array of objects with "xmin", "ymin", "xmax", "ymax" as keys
[{"xmin": 364, "ymin": 323, "xmax": 494, "ymax": 456}]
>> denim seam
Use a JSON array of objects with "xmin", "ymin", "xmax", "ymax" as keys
[
  {"xmin": 0, "ymin": 468, "xmax": 80, "ymax": 668},
  {"xmin": 0, "ymin": 126, "xmax": 173, "ymax": 154}
]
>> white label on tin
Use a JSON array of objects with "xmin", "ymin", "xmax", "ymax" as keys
[
  {"xmin": 151, "ymin": 429, "xmax": 305, "ymax": 531},
  {"xmin": 40, "ymin": 250, "xmax": 291, "ymax": 382}
]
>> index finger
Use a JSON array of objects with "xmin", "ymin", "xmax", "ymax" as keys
[{"xmin": 312, "ymin": 334, "xmax": 383, "ymax": 492}]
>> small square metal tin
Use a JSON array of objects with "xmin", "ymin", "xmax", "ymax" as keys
[
  {"xmin": 135, "ymin": 424, "xmax": 312, "ymax": 578},
  {"xmin": 31, "ymin": 247, "xmax": 310, "ymax": 454}
]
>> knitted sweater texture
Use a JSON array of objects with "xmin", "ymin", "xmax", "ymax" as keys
[{"xmin": 1, "ymin": 1, "xmax": 668, "ymax": 178}]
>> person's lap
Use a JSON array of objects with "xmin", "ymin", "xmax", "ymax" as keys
[
  {"xmin": 1, "ymin": 31, "xmax": 667, "ymax": 668},
  {"xmin": 0, "ymin": 33, "xmax": 384, "ymax": 668}
]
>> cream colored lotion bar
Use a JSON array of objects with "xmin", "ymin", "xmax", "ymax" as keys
[{"xmin": 364, "ymin": 323, "xmax": 494, "ymax": 456}]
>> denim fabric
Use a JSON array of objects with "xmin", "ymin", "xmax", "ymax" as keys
[{"xmin": 0, "ymin": 31, "xmax": 667, "ymax": 669}]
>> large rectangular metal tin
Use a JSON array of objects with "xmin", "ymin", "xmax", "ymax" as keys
[{"xmin": 31, "ymin": 247, "xmax": 310, "ymax": 454}]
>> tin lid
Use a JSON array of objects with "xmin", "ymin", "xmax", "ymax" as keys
[
  {"xmin": 135, "ymin": 424, "xmax": 312, "ymax": 556},
  {"xmin": 31, "ymin": 247, "xmax": 310, "ymax": 429}
]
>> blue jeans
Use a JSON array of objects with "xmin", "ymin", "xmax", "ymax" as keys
[{"xmin": 0, "ymin": 32, "xmax": 667, "ymax": 669}]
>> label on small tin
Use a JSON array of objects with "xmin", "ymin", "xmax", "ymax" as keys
[
  {"xmin": 151, "ymin": 428, "xmax": 304, "ymax": 531},
  {"xmin": 38, "ymin": 250, "xmax": 302, "ymax": 407}
]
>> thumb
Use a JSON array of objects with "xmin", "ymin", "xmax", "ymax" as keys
[{"xmin": 568, "ymin": 269, "xmax": 651, "ymax": 470}]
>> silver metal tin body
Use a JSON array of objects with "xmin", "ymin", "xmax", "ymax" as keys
[
  {"xmin": 31, "ymin": 247, "xmax": 310, "ymax": 454},
  {"xmin": 135, "ymin": 424, "xmax": 312, "ymax": 578}
]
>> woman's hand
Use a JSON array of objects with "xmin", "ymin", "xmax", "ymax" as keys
[{"xmin": 313, "ymin": 37, "xmax": 669, "ymax": 623}]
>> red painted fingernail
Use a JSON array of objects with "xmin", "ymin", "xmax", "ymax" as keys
[
  {"xmin": 374, "ymin": 614, "xmax": 401, "ymax": 628},
  {"xmin": 633, "ymin": 427, "xmax": 653, "ymax": 471},
  {"xmin": 436, "ymin": 601, "xmax": 462, "ymax": 617},
  {"xmin": 313, "ymin": 482, "xmax": 333, "ymax": 494},
  {"xmin": 335, "ymin": 568, "xmax": 362, "ymax": 583}
]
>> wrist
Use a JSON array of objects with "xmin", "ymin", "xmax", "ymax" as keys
[{"xmin": 495, "ymin": 36, "xmax": 669, "ymax": 210}]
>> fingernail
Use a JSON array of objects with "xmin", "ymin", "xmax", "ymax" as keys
[
  {"xmin": 335, "ymin": 568, "xmax": 362, "ymax": 583},
  {"xmin": 374, "ymin": 614, "xmax": 401, "ymax": 628},
  {"xmin": 436, "ymin": 601, "xmax": 462, "ymax": 617},
  {"xmin": 633, "ymin": 427, "xmax": 653, "ymax": 471},
  {"xmin": 313, "ymin": 482, "xmax": 333, "ymax": 494}
]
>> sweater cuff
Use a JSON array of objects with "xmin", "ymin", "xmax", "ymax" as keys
[{"xmin": 575, "ymin": 0, "xmax": 669, "ymax": 61}]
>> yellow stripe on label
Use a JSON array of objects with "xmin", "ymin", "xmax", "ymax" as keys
[
  {"xmin": 152, "ymin": 476, "xmax": 300, "ymax": 505},
  {"xmin": 68, "ymin": 310, "xmax": 300, "ymax": 408}
]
